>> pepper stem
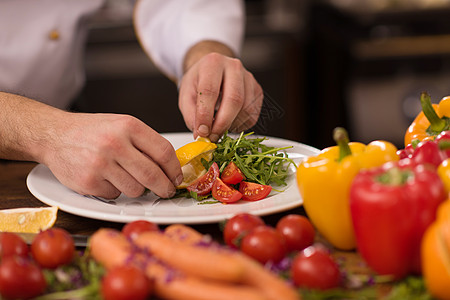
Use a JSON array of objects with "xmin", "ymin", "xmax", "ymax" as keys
[
  {"xmin": 333, "ymin": 127, "xmax": 352, "ymax": 162},
  {"xmin": 421, "ymin": 92, "xmax": 446, "ymax": 133},
  {"xmin": 438, "ymin": 140, "xmax": 450, "ymax": 150},
  {"xmin": 376, "ymin": 167, "xmax": 412, "ymax": 186}
]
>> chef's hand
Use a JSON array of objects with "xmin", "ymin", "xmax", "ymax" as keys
[
  {"xmin": 178, "ymin": 41, "xmax": 264, "ymax": 142},
  {"xmin": 42, "ymin": 112, "xmax": 182, "ymax": 199}
]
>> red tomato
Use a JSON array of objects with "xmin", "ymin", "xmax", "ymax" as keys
[
  {"xmin": 240, "ymin": 226, "xmax": 287, "ymax": 264},
  {"xmin": 291, "ymin": 245, "xmax": 341, "ymax": 290},
  {"xmin": 239, "ymin": 181, "xmax": 272, "ymax": 201},
  {"xmin": 122, "ymin": 220, "xmax": 160, "ymax": 241},
  {"xmin": 101, "ymin": 265, "xmax": 152, "ymax": 300},
  {"xmin": 223, "ymin": 213, "xmax": 265, "ymax": 248},
  {"xmin": 276, "ymin": 214, "xmax": 315, "ymax": 252},
  {"xmin": 0, "ymin": 256, "xmax": 47, "ymax": 299},
  {"xmin": 0, "ymin": 232, "xmax": 29, "ymax": 259},
  {"xmin": 31, "ymin": 228, "xmax": 75, "ymax": 269},
  {"xmin": 212, "ymin": 178, "xmax": 242, "ymax": 203},
  {"xmin": 221, "ymin": 162, "xmax": 245, "ymax": 184},
  {"xmin": 187, "ymin": 162, "xmax": 220, "ymax": 195}
]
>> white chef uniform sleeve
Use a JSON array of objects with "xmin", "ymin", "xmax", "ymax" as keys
[{"xmin": 133, "ymin": 0, "xmax": 245, "ymax": 82}]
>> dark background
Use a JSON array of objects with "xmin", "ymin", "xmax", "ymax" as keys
[{"xmin": 73, "ymin": 0, "xmax": 450, "ymax": 150}]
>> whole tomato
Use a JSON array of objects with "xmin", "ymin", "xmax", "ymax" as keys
[
  {"xmin": 31, "ymin": 228, "xmax": 75, "ymax": 269},
  {"xmin": 223, "ymin": 213, "xmax": 265, "ymax": 248},
  {"xmin": 122, "ymin": 220, "xmax": 160, "ymax": 241},
  {"xmin": 240, "ymin": 225, "xmax": 287, "ymax": 264},
  {"xmin": 0, "ymin": 232, "xmax": 29, "ymax": 259},
  {"xmin": 0, "ymin": 256, "xmax": 47, "ymax": 299},
  {"xmin": 291, "ymin": 245, "xmax": 341, "ymax": 290},
  {"xmin": 276, "ymin": 214, "xmax": 315, "ymax": 252},
  {"xmin": 101, "ymin": 265, "xmax": 152, "ymax": 300}
]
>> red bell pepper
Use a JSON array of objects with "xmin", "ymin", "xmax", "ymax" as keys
[
  {"xmin": 397, "ymin": 131, "xmax": 450, "ymax": 168},
  {"xmin": 350, "ymin": 158, "xmax": 446, "ymax": 279}
]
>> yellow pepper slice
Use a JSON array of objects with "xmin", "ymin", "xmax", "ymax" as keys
[{"xmin": 296, "ymin": 128, "xmax": 399, "ymax": 250}]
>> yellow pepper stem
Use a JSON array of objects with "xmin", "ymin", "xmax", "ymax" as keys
[
  {"xmin": 421, "ymin": 92, "xmax": 447, "ymax": 133},
  {"xmin": 333, "ymin": 127, "xmax": 352, "ymax": 162}
]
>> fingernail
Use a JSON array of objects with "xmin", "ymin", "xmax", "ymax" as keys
[
  {"xmin": 210, "ymin": 133, "xmax": 219, "ymax": 142},
  {"xmin": 174, "ymin": 174, "xmax": 184, "ymax": 186},
  {"xmin": 198, "ymin": 124, "xmax": 209, "ymax": 136}
]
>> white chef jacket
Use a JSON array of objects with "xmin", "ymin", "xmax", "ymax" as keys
[{"xmin": 0, "ymin": 0, "xmax": 244, "ymax": 109}]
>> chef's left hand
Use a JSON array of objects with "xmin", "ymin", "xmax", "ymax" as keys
[{"xmin": 178, "ymin": 42, "xmax": 263, "ymax": 142}]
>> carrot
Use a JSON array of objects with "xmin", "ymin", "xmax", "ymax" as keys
[
  {"xmin": 134, "ymin": 230, "xmax": 245, "ymax": 283},
  {"xmin": 163, "ymin": 224, "xmax": 300, "ymax": 300},
  {"xmin": 90, "ymin": 228, "xmax": 269, "ymax": 300}
]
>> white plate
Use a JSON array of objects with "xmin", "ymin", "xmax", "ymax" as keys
[{"xmin": 26, "ymin": 132, "xmax": 319, "ymax": 224}]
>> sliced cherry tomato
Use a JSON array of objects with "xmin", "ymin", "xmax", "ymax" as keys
[
  {"xmin": 221, "ymin": 162, "xmax": 245, "ymax": 184},
  {"xmin": 187, "ymin": 162, "xmax": 220, "ymax": 195},
  {"xmin": 0, "ymin": 256, "xmax": 47, "ymax": 299},
  {"xmin": 223, "ymin": 213, "xmax": 265, "ymax": 248},
  {"xmin": 122, "ymin": 220, "xmax": 160, "ymax": 241},
  {"xmin": 240, "ymin": 225, "xmax": 287, "ymax": 264},
  {"xmin": 101, "ymin": 265, "xmax": 152, "ymax": 300},
  {"xmin": 31, "ymin": 228, "xmax": 75, "ymax": 269},
  {"xmin": 276, "ymin": 214, "xmax": 315, "ymax": 252},
  {"xmin": 291, "ymin": 245, "xmax": 341, "ymax": 290},
  {"xmin": 0, "ymin": 232, "xmax": 29, "ymax": 259},
  {"xmin": 239, "ymin": 181, "xmax": 272, "ymax": 201},
  {"xmin": 212, "ymin": 178, "xmax": 242, "ymax": 203}
]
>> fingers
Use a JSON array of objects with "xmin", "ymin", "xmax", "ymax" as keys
[
  {"xmin": 192, "ymin": 55, "xmax": 224, "ymax": 139},
  {"xmin": 229, "ymin": 72, "xmax": 263, "ymax": 133},
  {"xmin": 68, "ymin": 115, "xmax": 181, "ymax": 199},
  {"xmin": 208, "ymin": 59, "xmax": 245, "ymax": 141},
  {"xmin": 179, "ymin": 53, "xmax": 263, "ymax": 142},
  {"xmin": 129, "ymin": 122, "xmax": 182, "ymax": 198}
]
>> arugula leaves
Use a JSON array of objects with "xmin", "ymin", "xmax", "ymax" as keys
[{"xmin": 203, "ymin": 131, "xmax": 296, "ymax": 186}]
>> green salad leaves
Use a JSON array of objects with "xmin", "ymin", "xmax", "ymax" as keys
[{"xmin": 203, "ymin": 131, "xmax": 296, "ymax": 187}]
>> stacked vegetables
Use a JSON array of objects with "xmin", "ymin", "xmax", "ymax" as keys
[{"xmin": 296, "ymin": 92, "xmax": 450, "ymax": 299}]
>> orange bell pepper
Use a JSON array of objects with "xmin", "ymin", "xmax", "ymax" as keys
[
  {"xmin": 405, "ymin": 92, "xmax": 450, "ymax": 147},
  {"xmin": 421, "ymin": 199, "xmax": 450, "ymax": 300}
]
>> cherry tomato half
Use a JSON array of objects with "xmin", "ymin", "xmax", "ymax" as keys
[
  {"xmin": 212, "ymin": 178, "xmax": 242, "ymax": 203},
  {"xmin": 239, "ymin": 181, "xmax": 272, "ymax": 201},
  {"xmin": 276, "ymin": 214, "xmax": 315, "ymax": 252},
  {"xmin": 0, "ymin": 232, "xmax": 29, "ymax": 259},
  {"xmin": 0, "ymin": 256, "xmax": 47, "ymax": 299},
  {"xmin": 223, "ymin": 213, "xmax": 265, "ymax": 248},
  {"xmin": 122, "ymin": 220, "xmax": 160, "ymax": 242},
  {"xmin": 187, "ymin": 162, "xmax": 220, "ymax": 195},
  {"xmin": 101, "ymin": 265, "xmax": 152, "ymax": 300},
  {"xmin": 291, "ymin": 245, "xmax": 341, "ymax": 290},
  {"xmin": 31, "ymin": 228, "xmax": 75, "ymax": 269},
  {"xmin": 221, "ymin": 162, "xmax": 245, "ymax": 184},
  {"xmin": 240, "ymin": 226, "xmax": 287, "ymax": 264}
]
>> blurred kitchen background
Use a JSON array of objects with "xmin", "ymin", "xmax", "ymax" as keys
[{"xmin": 73, "ymin": 0, "xmax": 450, "ymax": 149}]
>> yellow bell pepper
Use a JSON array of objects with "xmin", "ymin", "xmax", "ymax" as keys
[
  {"xmin": 296, "ymin": 128, "xmax": 399, "ymax": 250},
  {"xmin": 438, "ymin": 158, "xmax": 450, "ymax": 194},
  {"xmin": 405, "ymin": 92, "xmax": 450, "ymax": 147}
]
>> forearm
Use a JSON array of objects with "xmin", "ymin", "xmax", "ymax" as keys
[
  {"xmin": 0, "ymin": 92, "xmax": 66, "ymax": 162},
  {"xmin": 183, "ymin": 40, "xmax": 236, "ymax": 74}
]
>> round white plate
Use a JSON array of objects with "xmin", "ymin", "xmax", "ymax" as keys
[{"xmin": 26, "ymin": 132, "xmax": 319, "ymax": 224}]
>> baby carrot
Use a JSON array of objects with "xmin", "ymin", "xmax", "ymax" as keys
[
  {"xmin": 163, "ymin": 224, "xmax": 300, "ymax": 300},
  {"xmin": 134, "ymin": 231, "xmax": 245, "ymax": 283},
  {"xmin": 90, "ymin": 228, "xmax": 268, "ymax": 300}
]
